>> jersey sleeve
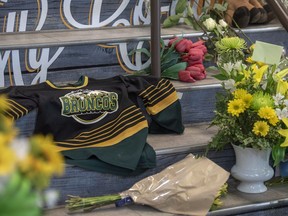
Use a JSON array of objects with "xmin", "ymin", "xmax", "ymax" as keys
[
  {"xmin": 121, "ymin": 75, "xmax": 185, "ymax": 134},
  {"xmin": 0, "ymin": 86, "xmax": 38, "ymax": 120}
]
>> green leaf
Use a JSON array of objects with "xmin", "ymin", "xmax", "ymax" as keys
[
  {"xmin": 187, "ymin": 5, "xmax": 193, "ymax": 17},
  {"xmin": 272, "ymin": 144, "xmax": 286, "ymax": 166},
  {"xmin": 170, "ymin": 13, "xmax": 183, "ymax": 22},
  {"xmin": 161, "ymin": 58, "xmax": 179, "ymax": 72},
  {"xmin": 161, "ymin": 62, "xmax": 187, "ymax": 80},
  {"xmin": 162, "ymin": 51, "xmax": 180, "ymax": 65},
  {"xmin": 128, "ymin": 48, "xmax": 151, "ymax": 57},
  {"xmin": 163, "ymin": 13, "xmax": 183, "ymax": 28},
  {"xmin": 212, "ymin": 73, "xmax": 228, "ymax": 81},
  {"xmin": 206, "ymin": 66, "xmax": 219, "ymax": 72},
  {"xmin": 214, "ymin": 3, "xmax": 228, "ymax": 12},
  {"xmin": 0, "ymin": 174, "xmax": 41, "ymax": 216},
  {"xmin": 160, "ymin": 38, "xmax": 167, "ymax": 58},
  {"xmin": 184, "ymin": 16, "xmax": 200, "ymax": 30},
  {"xmin": 175, "ymin": 0, "xmax": 187, "ymax": 14},
  {"xmin": 163, "ymin": 17, "xmax": 174, "ymax": 28}
]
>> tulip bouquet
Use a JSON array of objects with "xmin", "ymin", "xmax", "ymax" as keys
[
  {"xmin": 0, "ymin": 95, "xmax": 65, "ymax": 216},
  {"xmin": 132, "ymin": 37, "xmax": 208, "ymax": 83}
]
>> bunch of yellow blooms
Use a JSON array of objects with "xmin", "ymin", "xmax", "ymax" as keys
[
  {"xmin": 209, "ymin": 37, "xmax": 288, "ymax": 166},
  {"xmin": 0, "ymin": 95, "xmax": 64, "ymax": 216}
]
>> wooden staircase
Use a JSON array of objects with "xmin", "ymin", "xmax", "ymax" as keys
[{"xmin": 1, "ymin": 1, "xmax": 288, "ymax": 215}]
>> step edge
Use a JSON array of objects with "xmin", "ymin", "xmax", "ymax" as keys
[
  {"xmin": 208, "ymin": 197, "xmax": 288, "ymax": 216},
  {"xmin": 0, "ymin": 22, "xmax": 284, "ymax": 50}
]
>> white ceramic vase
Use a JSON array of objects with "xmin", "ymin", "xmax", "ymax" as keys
[{"xmin": 231, "ymin": 144, "xmax": 274, "ymax": 193}]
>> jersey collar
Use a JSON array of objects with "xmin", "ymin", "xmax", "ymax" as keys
[{"xmin": 46, "ymin": 76, "xmax": 89, "ymax": 89}]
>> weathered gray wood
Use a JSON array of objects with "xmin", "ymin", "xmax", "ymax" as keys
[{"xmin": 0, "ymin": 0, "xmax": 172, "ymax": 32}]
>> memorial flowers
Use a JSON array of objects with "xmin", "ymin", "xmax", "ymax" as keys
[
  {"xmin": 66, "ymin": 154, "xmax": 229, "ymax": 215},
  {"xmin": 207, "ymin": 36, "xmax": 288, "ymax": 166},
  {"xmin": 0, "ymin": 95, "xmax": 65, "ymax": 216},
  {"xmin": 131, "ymin": 37, "xmax": 208, "ymax": 83}
]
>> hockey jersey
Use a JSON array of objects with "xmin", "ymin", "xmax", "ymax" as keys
[{"xmin": 1, "ymin": 75, "xmax": 184, "ymax": 175}]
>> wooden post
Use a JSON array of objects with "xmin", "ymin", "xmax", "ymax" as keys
[{"xmin": 151, "ymin": 0, "xmax": 161, "ymax": 77}]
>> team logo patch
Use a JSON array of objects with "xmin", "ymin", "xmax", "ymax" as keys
[{"xmin": 59, "ymin": 89, "xmax": 118, "ymax": 124}]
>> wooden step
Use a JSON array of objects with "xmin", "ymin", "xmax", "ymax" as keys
[
  {"xmin": 0, "ymin": 21, "xmax": 284, "ymax": 50},
  {"xmin": 45, "ymin": 179, "xmax": 288, "ymax": 216}
]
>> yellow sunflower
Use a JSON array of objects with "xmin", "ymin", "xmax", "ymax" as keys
[
  {"xmin": 253, "ymin": 121, "xmax": 269, "ymax": 137},
  {"xmin": 227, "ymin": 99, "xmax": 245, "ymax": 117}
]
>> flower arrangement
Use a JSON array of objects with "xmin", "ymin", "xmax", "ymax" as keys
[
  {"xmin": 207, "ymin": 35, "xmax": 288, "ymax": 166},
  {"xmin": 66, "ymin": 154, "xmax": 229, "ymax": 214},
  {"xmin": 0, "ymin": 95, "xmax": 64, "ymax": 216},
  {"xmin": 132, "ymin": 37, "xmax": 208, "ymax": 83}
]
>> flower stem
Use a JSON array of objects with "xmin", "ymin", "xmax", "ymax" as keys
[{"xmin": 66, "ymin": 194, "xmax": 122, "ymax": 212}]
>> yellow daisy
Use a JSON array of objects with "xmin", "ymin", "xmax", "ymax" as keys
[
  {"xmin": 227, "ymin": 99, "xmax": 245, "ymax": 117},
  {"xmin": 253, "ymin": 121, "xmax": 269, "ymax": 137},
  {"xmin": 258, "ymin": 107, "xmax": 277, "ymax": 120},
  {"xmin": 233, "ymin": 89, "xmax": 248, "ymax": 99},
  {"xmin": 269, "ymin": 116, "xmax": 279, "ymax": 126}
]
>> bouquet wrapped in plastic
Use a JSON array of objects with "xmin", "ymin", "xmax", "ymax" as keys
[{"xmin": 66, "ymin": 154, "xmax": 230, "ymax": 216}]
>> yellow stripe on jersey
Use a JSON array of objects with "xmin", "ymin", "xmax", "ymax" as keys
[
  {"xmin": 6, "ymin": 99, "xmax": 28, "ymax": 119},
  {"xmin": 139, "ymin": 79, "xmax": 169, "ymax": 98},
  {"xmin": 138, "ymin": 79, "xmax": 178, "ymax": 115},
  {"xmin": 74, "ymin": 112, "xmax": 143, "ymax": 140},
  {"xmin": 55, "ymin": 120, "xmax": 148, "ymax": 151},
  {"xmin": 75, "ymin": 106, "xmax": 136, "ymax": 138},
  {"xmin": 146, "ymin": 91, "xmax": 178, "ymax": 115}
]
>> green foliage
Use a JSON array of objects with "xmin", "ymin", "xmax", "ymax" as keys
[
  {"xmin": 0, "ymin": 173, "xmax": 41, "ymax": 216},
  {"xmin": 162, "ymin": 62, "xmax": 187, "ymax": 79},
  {"xmin": 131, "ymin": 38, "xmax": 184, "ymax": 80}
]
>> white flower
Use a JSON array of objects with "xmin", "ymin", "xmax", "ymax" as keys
[
  {"xmin": 276, "ymin": 107, "xmax": 288, "ymax": 120},
  {"xmin": 10, "ymin": 138, "xmax": 30, "ymax": 161},
  {"xmin": 44, "ymin": 189, "xmax": 59, "ymax": 209},
  {"xmin": 284, "ymin": 99, "xmax": 288, "ymax": 107},
  {"xmin": 223, "ymin": 79, "xmax": 236, "ymax": 91},
  {"xmin": 233, "ymin": 61, "xmax": 243, "ymax": 71},
  {"xmin": 203, "ymin": 18, "xmax": 217, "ymax": 31},
  {"xmin": 218, "ymin": 19, "xmax": 228, "ymax": 28},
  {"xmin": 222, "ymin": 62, "xmax": 234, "ymax": 73},
  {"xmin": 273, "ymin": 93, "xmax": 285, "ymax": 106}
]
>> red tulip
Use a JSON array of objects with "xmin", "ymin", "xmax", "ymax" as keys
[
  {"xmin": 192, "ymin": 64, "xmax": 205, "ymax": 72},
  {"xmin": 191, "ymin": 40, "xmax": 208, "ymax": 54},
  {"xmin": 178, "ymin": 70, "xmax": 196, "ymax": 83},
  {"xmin": 175, "ymin": 39, "xmax": 193, "ymax": 53},
  {"xmin": 168, "ymin": 37, "xmax": 179, "ymax": 47},
  {"xmin": 187, "ymin": 58, "xmax": 203, "ymax": 66},
  {"xmin": 186, "ymin": 65, "xmax": 202, "ymax": 73},
  {"xmin": 191, "ymin": 70, "xmax": 206, "ymax": 80}
]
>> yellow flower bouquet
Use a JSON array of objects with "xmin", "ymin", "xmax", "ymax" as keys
[
  {"xmin": 208, "ymin": 36, "xmax": 288, "ymax": 166},
  {"xmin": 0, "ymin": 95, "xmax": 64, "ymax": 216}
]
